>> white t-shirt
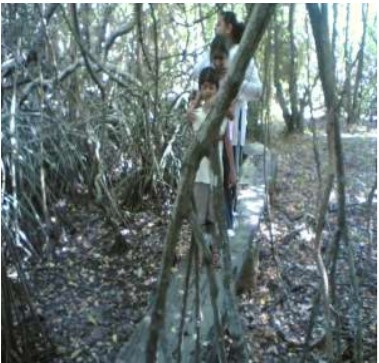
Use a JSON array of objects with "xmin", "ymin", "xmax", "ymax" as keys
[
  {"xmin": 192, "ymin": 107, "xmax": 227, "ymax": 186},
  {"xmin": 228, "ymin": 45, "xmax": 262, "ymax": 146}
]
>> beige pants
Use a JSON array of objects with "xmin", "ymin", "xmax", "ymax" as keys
[
  {"xmin": 193, "ymin": 182, "xmax": 214, "ymax": 226},
  {"xmin": 193, "ymin": 183, "xmax": 221, "ymax": 266}
]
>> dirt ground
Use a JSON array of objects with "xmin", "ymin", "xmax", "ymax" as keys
[
  {"xmin": 242, "ymin": 129, "xmax": 377, "ymax": 362},
  {"xmin": 30, "ymin": 127, "xmax": 377, "ymax": 362}
]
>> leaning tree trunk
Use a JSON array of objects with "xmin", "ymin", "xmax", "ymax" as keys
[
  {"xmin": 145, "ymin": 5, "xmax": 276, "ymax": 362},
  {"xmin": 307, "ymin": 4, "xmax": 363, "ymax": 362}
]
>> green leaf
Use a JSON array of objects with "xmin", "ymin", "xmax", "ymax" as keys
[{"xmin": 87, "ymin": 314, "xmax": 98, "ymax": 326}]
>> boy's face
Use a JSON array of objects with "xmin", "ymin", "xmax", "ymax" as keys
[
  {"xmin": 200, "ymin": 81, "xmax": 217, "ymax": 101},
  {"xmin": 211, "ymin": 51, "xmax": 228, "ymax": 76},
  {"xmin": 215, "ymin": 15, "xmax": 232, "ymax": 37}
]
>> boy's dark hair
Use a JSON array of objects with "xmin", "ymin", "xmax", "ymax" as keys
[
  {"xmin": 220, "ymin": 10, "xmax": 238, "ymax": 26},
  {"xmin": 220, "ymin": 10, "xmax": 245, "ymax": 44},
  {"xmin": 210, "ymin": 35, "xmax": 229, "ymax": 59},
  {"xmin": 199, "ymin": 66, "xmax": 219, "ymax": 89}
]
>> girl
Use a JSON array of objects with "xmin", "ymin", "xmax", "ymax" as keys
[{"xmin": 215, "ymin": 11, "xmax": 262, "ymax": 170}]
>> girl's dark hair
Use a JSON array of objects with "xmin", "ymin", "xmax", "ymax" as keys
[
  {"xmin": 199, "ymin": 66, "xmax": 219, "ymax": 89},
  {"xmin": 210, "ymin": 35, "xmax": 229, "ymax": 59},
  {"xmin": 220, "ymin": 10, "xmax": 245, "ymax": 44}
]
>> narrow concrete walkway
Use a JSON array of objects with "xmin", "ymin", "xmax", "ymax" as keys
[{"xmin": 116, "ymin": 143, "xmax": 268, "ymax": 363}]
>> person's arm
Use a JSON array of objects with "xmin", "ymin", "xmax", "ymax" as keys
[
  {"xmin": 225, "ymin": 99, "xmax": 236, "ymax": 120},
  {"xmin": 186, "ymin": 90, "xmax": 203, "ymax": 127},
  {"xmin": 224, "ymin": 131, "xmax": 237, "ymax": 187},
  {"xmin": 237, "ymin": 57, "xmax": 262, "ymax": 101},
  {"xmin": 229, "ymin": 46, "xmax": 262, "ymax": 102}
]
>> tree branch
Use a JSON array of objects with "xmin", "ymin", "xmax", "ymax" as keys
[
  {"xmin": 104, "ymin": 20, "xmax": 136, "ymax": 55},
  {"xmin": 18, "ymin": 61, "xmax": 83, "ymax": 104},
  {"xmin": 69, "ymin": 4, "xmax": 105, "ymax": 100}
]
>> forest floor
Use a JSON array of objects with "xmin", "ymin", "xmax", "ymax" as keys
[
  {"xmin": 242, "ymin": 126, "xmax": 377, "ymax": 362},
  {"xmin": 29, "ymin": 125, "xmax": 377, "ymax": 362}
]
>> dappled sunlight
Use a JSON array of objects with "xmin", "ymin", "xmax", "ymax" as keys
[
  {"xmin": 340, "ymin": 130, "xmax": 378, "ymax": 139},
  {"xmin": 299, "ymin": 227, "xmax": 315, "ymax": 243}
]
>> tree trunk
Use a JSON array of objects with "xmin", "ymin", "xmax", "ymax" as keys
[
  {"xmin": 331, "ymin": 3, "xmax": 338, "ymax": 72},
  {"xmin": 344, "ymin": 4, "xmax": 353, "ymax": 126},
  {"xmin": 274, "ymin": 10, "xmax": 293, "ymax": 133},
  {"xmin": 307, "ymin": 4, "xmax": 363, "ymax": 362},
  {"xmin": 274, "ymin": 6, "xmax": 303, "ymax": 134},
  {"xmin": 68, "ymin": 34, "xmax": 79, "ymax": 122},
  {"xmin": 349, "ymin": 4, "xmax": 368, "ymax": 126},
  {"xmin": 288, "ymin": 4, "xmax": 301, "ymax": 132}
]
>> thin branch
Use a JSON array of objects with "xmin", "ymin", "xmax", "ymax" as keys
[
  {"xmin": 104, "ymin": 20, "xmax": 136, "ymax": 55},
  {"xmin": 68, "ymin": 4, "xmax": 105, "ymax": 100},
  {"xmin": 59, "ymin": 5, "xmax": 143, "ymax": 95},
  {"xmin": 18, "ymin": 61, "xmax": 82, "ymax": 102}
]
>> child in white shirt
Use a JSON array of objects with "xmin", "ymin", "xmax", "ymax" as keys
[{"xmin": 187, "ymin": 66, "xmax": 233, "ymax": 267}]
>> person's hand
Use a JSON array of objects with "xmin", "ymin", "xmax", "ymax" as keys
[
  {"xmin": 225, "ymin": 108, "xmax": 234, "ymax": 120},
  {"xmin": 230, "ymin": 99, "xmax": 237, "ymax": 113},
  {"xmin": 209, "ymin": 94, "xmax": 217, "ymax": 105},
  {"xmin": 186, "ymin": 108, "xmax": 196, "ymax": 124},
  {"xmin": 228, "ymin": 168, "xmax": 237, "ymax": 188},
  {"xmin": 187, "ymin": 92, "xmax": 202, "ymax": 124},
  {"xmin": 225, "ymin": 100, "xmax": 236, "ymax": 120},
  {"xmin": 216, "ymin": 66, "xmax": 227, "ymax": 79}
]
